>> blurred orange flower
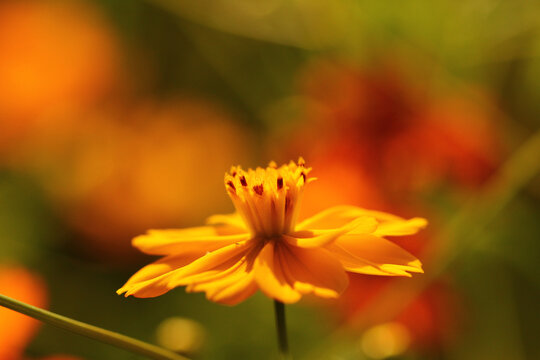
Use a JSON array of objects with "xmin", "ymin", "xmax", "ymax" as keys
[
  {"xmin": 118, "ymin": 159, "xmax": 426, "ymax": 305},
  {"xmin": 41, "ymin": 99, "xmax": 253, "ymax": 261},
  {"xmin": 382, "ymin": 97, "xmax": 500, "ymax": 191},
  {"xmin": 0, "ymin": 0, "xmax": 121, "ymax": 152},
  {"xmin": 0, "ymin": 265, "xmax": 82, "ymax": 360}
]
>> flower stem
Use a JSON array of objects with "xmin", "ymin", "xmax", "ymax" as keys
[
  {"xmin": 274, "ymin": 300, "xmax": 291, "ymax": 360},
  {"xmin": 0, "ymin": 293, "xmax": 189, "ymax": 360}
]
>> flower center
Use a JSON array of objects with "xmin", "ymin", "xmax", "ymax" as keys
[{"xmin": 224, "ymin": 158, "xmax": 313, "ymax": 237}]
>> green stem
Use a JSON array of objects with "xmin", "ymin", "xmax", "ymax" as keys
[
  {"xmin": 274, "ymin": 300, "xmax": 291, "ymax": 360},
  {"xmin": 0, "ymin": 294, "xmax": 189, "ymax": 360}
]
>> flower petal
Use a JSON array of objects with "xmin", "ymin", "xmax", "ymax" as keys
[
  {"xmin": 284, "ymin": 217, "xmax": 377, "ymax": 248},
  {"xmin": 328, "ymin": 234, "xmax": 423, "ymax": 276},
  {"xmin": 206, "ymin": 212, "xmax": 247, "ymax": 231},
  {"xmin": 276, "ymin": 243, "xmax": 349, "ymax": 299},
  {"xmin": 253, "ymin": 242, "xmax": 302, "ymax": 303},
  {"xmin": 132, "ymin": 226, "xmax": 250, "ymax": 255},
  {"xmin": 296, "ymin": 205, "xmax": 427, "ymax": 237},
  {"xmin": 117, "ymin": 254, "xmax": 201, "ymax": 298},
  {"xmin": 118, "ymin": 241, "xmax": 252, "ymax": 298},
  {"xmin": 295, "ymin": 205, "xmax": 370, "ymax": 230},
  {"xmin": 374, "ymin": 217, "xmax": 427, "ymax": 236},
  {"xmin": 186, "ymin": 259, "xmax": 258, "ymax": 306}
]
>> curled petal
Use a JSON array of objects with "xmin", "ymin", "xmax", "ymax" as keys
[
  {"xmin": 284, "ymin": 217, "xmax": 377, "ymax": 248},
  {"xmin": 133, "ymin": 226, "xmax": 249, "ymax": 255},
  {"xmin": 328, "ymin": 234, "xmax": 423, "ymax": 276},
  {"xmin": 374, "ymin": 217, "xmax": 427, "ymax": 236},
  {"xmin": 347, "ymin": 209, "xmax": 427, "ymax": 236},
  {"xmin": 297, "ymin": 205, "xmax": 427, "ymax": 237}
]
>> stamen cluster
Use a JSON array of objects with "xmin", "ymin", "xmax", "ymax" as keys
[{"xmin": 224, "ymin": 158, "xmax": 313, "ymax": 237}]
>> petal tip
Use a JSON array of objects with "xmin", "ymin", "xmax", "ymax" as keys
[
  {"xmin": 117, "ymin": 287, "xmax": 131, "ymax": 297},
  {"xmin": 413, "ymin": 217, "xmax": 429, "ymax": 228},
  {"xmin": 131, "ymin": 234, "xmax": 147, "ymax": 247}
]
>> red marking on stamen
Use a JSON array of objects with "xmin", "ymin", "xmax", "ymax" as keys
[
  {"xmin": 253, "ymin": 184, "xmax": 264, "ymax": 195},
  {"xmin": 227, "ymin": 180, "xmax": 236, "ymax": 191},
  {"xmin": 240, "ymin": 176, "xmax": 247, "ymax": 187},
  {"xmin": 301, "ymin": 172, "xmax": 306, "ymax": 182},
  {"xmin": 231, "ymin": 171, "xmax": 237, "ymax": 177},
  {"xmin": 277, "ymin": 177, "xmax": 284, "ymax": 190}
]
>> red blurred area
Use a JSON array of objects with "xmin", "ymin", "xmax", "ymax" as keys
[
  {"xmin": 382, "ymin": 97, "xmax": 501, "ymax": 192},
  {"xmin": 0, "ymin": 0, "xmax": 121, "ymax": 154},
  {"xmin": 278, "ymin": 58, "xmax": 502, "ymax": 353},
  {"xmin": 286, "ymin": 59, "xmax": 501, "ymax": 198}
]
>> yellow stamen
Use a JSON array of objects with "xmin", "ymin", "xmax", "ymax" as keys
[{"xmin": 224, "ymin": 158, "xmax": 314, "ymax": 237}]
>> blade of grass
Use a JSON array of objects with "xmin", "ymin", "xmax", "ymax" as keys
[{"xmin": 0, "ymin": 294, "xmax": 190, "ymax": 360}]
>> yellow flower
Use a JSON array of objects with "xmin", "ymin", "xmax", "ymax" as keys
[{"xmin": 118, "ymin": 158, "xmax": 427, "ymax": 305}]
